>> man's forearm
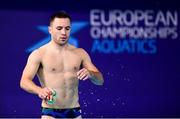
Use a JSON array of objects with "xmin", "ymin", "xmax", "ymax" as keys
[
  {"xmin": 89, "ymin": 71, "xmax": 104, "ymax": 85},
  {"xmin": 20, "ymin": 78, "xmax": 41, "ymax": 95}
]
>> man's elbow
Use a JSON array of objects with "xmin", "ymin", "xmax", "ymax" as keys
[
  {"xmin": 20, "ymin": 77, "xmax": 28, "ymax": 90},
  {"xmin": 97, "ymin": 73, "xmax": 104, "ymax": 85},
  {"xmin": 20, "ymin": 78, "xmax": 25, "ymax": 89},
  {"xmin": 95, "ymin": 74, "xmax": 104, "ymax": 85},
  {"xmin": 98, "ymin": 78, "xmax": 104, "ymax": 85},
  {"xmin": 90, "ymin": 71, "xmax": 104, "ymax": 85}
]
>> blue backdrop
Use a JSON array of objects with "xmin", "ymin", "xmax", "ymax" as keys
[{"xmin": 0, "ymin": 0, "xmax": 180, "ymax": 118}]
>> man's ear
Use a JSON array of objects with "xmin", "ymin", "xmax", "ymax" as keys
[{"xmin": 48, "ymin": 26, "xmax": 52, "ymax": 34}]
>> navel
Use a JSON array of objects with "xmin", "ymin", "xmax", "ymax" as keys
[{"xmin": 52, "ymin": 68, "xmax": 56, "ymax": 71}]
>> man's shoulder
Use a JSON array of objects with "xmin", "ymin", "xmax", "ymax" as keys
[
  {"xmin": 29, "ymin": 44, "xmax": 47, "ymax": 59},
  {"xmin": 38, "ymin": 44, "xmax": 48, "ymax": 51},
  {"xmin": 68, "ymin": 44, "xmax": 84, "ymax": 52},
  {"xmin": 74, "ymin": 47, "xmax": 90, "ymax": 57},
  {"xmin": 70, "ymin": 46, "xmax": 86, "ymax": 54},
  {"xmin": 36, "ymin": 44, "xmax": 48, "ymax": 55}
]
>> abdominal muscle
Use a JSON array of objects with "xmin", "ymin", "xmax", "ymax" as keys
[{"xmin": 38, "ymin": 71, "xmax": 80, "ymax": 109}]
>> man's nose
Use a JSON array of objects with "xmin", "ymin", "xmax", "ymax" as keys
[{"xmin": 61, "ymin": 29, "xmax": 66, "ymax": 35}]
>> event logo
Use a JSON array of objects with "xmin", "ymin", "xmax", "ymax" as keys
[
  {"xmin": 90, "ymin": 9, "xmax": 178, "ymax": 54},
  {"xmin": 26, "ymin": 21, "xmax": 88, "ymax": 53}
]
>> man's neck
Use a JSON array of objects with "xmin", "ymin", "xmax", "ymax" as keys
[{"xmin": 49, "ymin": 40, "xmax": 69, "ymax": 51}]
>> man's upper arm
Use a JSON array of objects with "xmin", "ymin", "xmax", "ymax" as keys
[
  {"xmin": 81, "ymin": 49, "xmax": 99, "ymax": 72},
  {"xmin": 22, "ymin": 50, "xmax": 41, "ymax": 80}
]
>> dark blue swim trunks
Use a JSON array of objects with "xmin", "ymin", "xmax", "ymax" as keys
[{"xmin": 42, "ymin": 107, "xmax": 81, "ymax": 118}]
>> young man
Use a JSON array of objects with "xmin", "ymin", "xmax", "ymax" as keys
[{"xmin": 20, "ymin": 11, "xmax": 104, "ymax": 119}]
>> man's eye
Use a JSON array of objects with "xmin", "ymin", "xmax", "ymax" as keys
[
  {"xmin": 66, "ymin": 27, "xmax": 70, "ymax": 30},
  {"xmin": 66, "ymin": 27, "xmax": 71, "ymax": 30},
  {"xmin": 57, "ymin": 28, "xmax": 62, "ymax": 30},
  {"xmin": 56, "ymin": 27, "xmax": 63, "ymax": 30}
]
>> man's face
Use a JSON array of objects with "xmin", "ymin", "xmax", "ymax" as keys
[{"xmin": 49, "ymin": 18, "xmax": 71, "ymax": 46}]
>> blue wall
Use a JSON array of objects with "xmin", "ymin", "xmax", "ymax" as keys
[{"xmin": 0, "ymin": 0, "xmax": 179, "ymax": 118}]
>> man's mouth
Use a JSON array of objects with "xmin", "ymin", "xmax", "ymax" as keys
[{"xmin": 60, "ymin": 37, "xmax": 67, "ymax": 40}]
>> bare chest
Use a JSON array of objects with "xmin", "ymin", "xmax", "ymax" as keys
[{"xmin": 41, "ymin": 51, "xmax": 82, "ymax": 73}]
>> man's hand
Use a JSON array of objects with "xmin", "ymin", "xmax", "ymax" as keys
[
  {"xmin": 77, "ymin": 68, "xmax": 104, "ymax": 85},
  {"xmin": 77, "ymin": 68, "xmax": 91, "ymax": 80},
  {"xmin": 37, "ymin": 87, "xmax": 52, "ymax": 100}
]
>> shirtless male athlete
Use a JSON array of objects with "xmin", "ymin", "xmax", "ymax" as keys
[{"xmin": 20, "ymin": 11, "xmax": 104, "ymax": 119}]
